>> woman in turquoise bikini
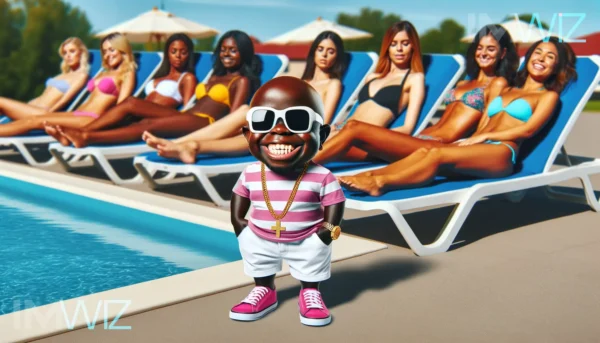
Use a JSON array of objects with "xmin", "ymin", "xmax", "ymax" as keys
[
  {"xmin": 313, "ymin": 24, "xmax": 519, "ymax": 165},
  {"xmin": 338, "ymin": 37, "xmax": 577, "ymax": 196}
]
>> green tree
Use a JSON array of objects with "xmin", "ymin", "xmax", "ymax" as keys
[
  {"xmin": 0, "ymin": 0, "xmax": 25, "ymax": 99},
  {"xmin": 503, "ymin": 13, "xmax": 551, "ymax": 30},
  {"xmin": 11, "ymin": 0, "xmax": 96, "ymax": 100},
  {"xmin": 132, "ymin": 36, "xmax": 215, "ymax": 52},
  {"xmin": 195, "ymin": 37, "xmax": 216, "ymax": 52},
  {"xmin": 336, "ymin": 7, "xmax": 401, "ymax": 52},
  {"xmin": 420, "ymin": 19, "xmax": 469, "ymax": 54}
]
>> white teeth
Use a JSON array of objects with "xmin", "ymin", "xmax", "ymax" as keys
[{"xmin": 268, "ymin": 144, "xmax": 294, "ymax": 155}]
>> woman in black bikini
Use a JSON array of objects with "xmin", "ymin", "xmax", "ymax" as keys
[
  {"xmin": 312, "ymin": 24, "xmax": 519, "ymax": 165},
  {"xmin": 338, "ymin": 37, "xmax": 576, "ymax": 196},
  {"xmin": 328, "ymin": 20, "xmax": 425, "ymax": 138}
]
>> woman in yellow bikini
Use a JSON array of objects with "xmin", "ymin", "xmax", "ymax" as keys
[
  {"xmin": 142, "ymin": 31, "xmax": 349, "ymax": 163},
  {"xmin": 51, "ymin": 30, "xmax": 262, "ymax": 148}
]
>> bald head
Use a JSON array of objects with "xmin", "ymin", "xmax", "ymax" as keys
[{"xmin": 250, "ymin": 76, "xmax": 324, "ymax": 115}]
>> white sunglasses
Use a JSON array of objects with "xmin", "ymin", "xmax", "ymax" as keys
[{"xmin": 246, "ymin": 106, "xmax": 324, "ymax": 133}]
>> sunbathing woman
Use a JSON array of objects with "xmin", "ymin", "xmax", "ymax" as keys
[
  {"xmin": 338, "ymin": 37, "xmax": 577, "ymax": 196},
  {"xmin": 52, "ymin": 30, "xmax": 262, "ymax": 148},
  {"xmin": 0, "ymin": 37, "xmax": 90, "ymax": 119},
  {"xmin": 145, "ymin": 21, "xmax": 424, "ymax": 163},
  {"xmin": 141, "ymin": 30, "xmax": 349, "ymax": 163},
  {"xmin": 0, "ymin": 33, "xmax": 136, "ymax": 137},
  {"xmin": 46, "ymin": 33, "xmax": 198, "ymax": 145},
  {"xmin": 313, "ymin": 24, "xmax": 519, "ymax": 165}
]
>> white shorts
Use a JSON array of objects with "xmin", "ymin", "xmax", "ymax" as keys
[{"xmin": 237, "ymin": 227, "xmax": 332, "ymax": 282}]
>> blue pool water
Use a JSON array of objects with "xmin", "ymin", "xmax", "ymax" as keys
[{"xmin": 0, "ymin": 175, "xmax": 241, "ymax": 316}]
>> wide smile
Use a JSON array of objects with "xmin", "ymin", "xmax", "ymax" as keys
[
  {"xmin": 532, "ymin": 62, "xmax": 546, "ymax": 71},
  {"xmin": 262, "ymin": 143, "xmax": 302, "ymax": 161},
  {"xmin": 478, "ymin": 56, "xmax": 492, "ymax": 64}
]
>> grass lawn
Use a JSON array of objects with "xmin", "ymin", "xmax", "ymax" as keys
[{"xmin": 584, "ymin": 100, "xmax": 600, "ymax": 112}]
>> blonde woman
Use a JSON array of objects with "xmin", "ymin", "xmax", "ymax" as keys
[
  {"xmin": 0, "ymin": 37, "xmax": 90, "ymax": 119},
  {"xmin": 0, "ymin": 32, "xmax": 136, "ymax": 136}
]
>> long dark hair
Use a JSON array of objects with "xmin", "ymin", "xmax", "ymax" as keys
[
  {"xmin": 466, "ymin": 24, "xmax": 519, "ymax": 84},
  {"xmin": 212, "ymin": 30, "xmax": 262, "ymax": 95},
  {"xmin": 154, "ymin": 33, "xmax": 196, "ymax": 79},
  {"xmin": 301, "ymin": 31, "xmax": 348, "ymax": 81},
  {"xmin": 515, "ymin": 37, "xmax": 577, "ymax": 93}
]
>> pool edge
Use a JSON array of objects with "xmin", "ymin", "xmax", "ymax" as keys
[{"xmin": 0, "ymin": 161, "xmax": 388, "ymax": 342}]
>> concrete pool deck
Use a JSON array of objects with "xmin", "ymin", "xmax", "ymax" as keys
[
  {"xmin": 0, "ymin": 159, "xmax": 386, "ymax": 343},
  {"xmin": 0, "ymin": 113, "xmax": 599, "ymax": 343}
]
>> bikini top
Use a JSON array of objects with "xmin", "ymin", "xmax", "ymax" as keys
[
  {"xmin": 144, "ymin": 72, "xmax": 188, "ymax": 103},
  {"xmin": 442, "ymin": 84, "xmax": 487, "ymax": 112},
  {"xmin": 195, "ymin": 76, "xmax": 240, "ymax": 107},
  {"xmin": 487, "ymin": 96, "xmax": 533, "ymax": 122},
  {"xmin": 357, "ymin": 69, "xmax": 410, "ymax": 115},
  {"xmin": 87, "ymin": 77, "xmax": 119, "ymax": 97},
  {"xmin": 46, "ymin": 78, "xmax": 70, "ymax": 94}
]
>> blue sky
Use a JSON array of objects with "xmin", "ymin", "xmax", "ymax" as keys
[{"xmin": 65, "ymin": 0, "xmax": 599, "ymax": 42}]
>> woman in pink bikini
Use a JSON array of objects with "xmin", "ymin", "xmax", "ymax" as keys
[
  {"xmin": 0, "ymin": 32, "xmax": 136, "ymax": 137},
  {"xmin": 44, "ymin": 33, "xmax": 198, "ymax": 145}
]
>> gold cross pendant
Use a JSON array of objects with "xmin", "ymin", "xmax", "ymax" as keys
[{"xmin": 271, "ymin": 220, "xmax": 286, "ymax": 238}]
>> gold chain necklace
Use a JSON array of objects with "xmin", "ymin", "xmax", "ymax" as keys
[{"xmin": 261, "ymin": 162, "xmax": 309, "ymax": 238}]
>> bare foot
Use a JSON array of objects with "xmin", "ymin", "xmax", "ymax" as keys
[
  {"xmin": 142, "ymin": 131, "xmax": 171, "ymax": 150},
  {"xmin": 157, "ymin": 141, "xmax": 198, "ymax": 164},
  {"xmin": 338, "ymin": 175, "xmax": 385, "ymax": 196},
  {"xmin": 57, "ymin": 126, "xmax": 87, "ymax": 148},
  {"xmin": 43, "ymin": 122, "xmax": 70, "ymax": 146}
]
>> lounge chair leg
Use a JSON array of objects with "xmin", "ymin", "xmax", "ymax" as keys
[
  {"xmin": 381, "ymin": 193, "xmax": 478, "ymax": 256},
  {"xmin": 544, "ymin": 175, "xmax": 600, "ymax": 212},
  {"xmin": 49, "ymin": 148, "xmax": 75, "ymax": 172},
  {"xmin": 133, "ymin": 163, "xmax": 184, "ymax": 190},
  {"xmin": 12, "ymin": 141, "xmax": 56, "ymax": 167},
  {"xmin": 190, "ymin": 170, "xmax": 230, "ymax": 208},
  {"xmin": 544, "ymin": 147, "xmax": 600, "ymax": 212},
  {"xmin": 134, "ymin": 162, "xmax": 160, "ymax": 190},
  {"xmin": 89, "ymin": 153, "xmax": 142, "ymax": 185}
]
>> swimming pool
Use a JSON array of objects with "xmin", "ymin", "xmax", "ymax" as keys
[{"xmin": 0, "ymin": 174, "xmax": 241, "ymax": 316}]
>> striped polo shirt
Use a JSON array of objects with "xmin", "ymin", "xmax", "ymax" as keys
[{"xmin": 232, "ymin": 162, "xmax": 346, "ymax": 243}]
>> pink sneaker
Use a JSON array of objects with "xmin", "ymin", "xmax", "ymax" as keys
[
  {"xmin": 298, "ymin": 288, "xmax": 331, "ymax": 326},
  {"xmin": 229, "ymin": 286, "xmax": 278, "ymax": 321}
]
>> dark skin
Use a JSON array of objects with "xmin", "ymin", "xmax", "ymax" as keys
[{"xmin": 231, "ymin": 76, "xmax": 345, "ymax": 291}]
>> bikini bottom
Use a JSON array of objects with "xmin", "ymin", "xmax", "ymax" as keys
[
  {"xmin": 191, "ymin": 112, "xmax": 215, "ymax": 124},
  {"xmin": 453, "ymin": 139, "xmax": 517, "ymax": 164}
]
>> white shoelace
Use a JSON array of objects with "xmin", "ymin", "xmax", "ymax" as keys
[
  {"xmin": 303, "ymin": 289, "xmax": 324, "ymax": 309},
  {"xmin": 242, "ymin": 286, "xmax": 269, "ymax": 305}
]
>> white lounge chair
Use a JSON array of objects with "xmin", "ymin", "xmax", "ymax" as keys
[
  {"xmin": 133, "ymin": 53, "xmax": 467, "ymax": 207},
  {"xmin": 48, "ymin": 53, "xmax": 289, "ymax": 184},
  {"xmin": 0, "ymin": 51, "xmax": 163, "ymax": 166},
  {"xmin": 337, "ymin": 55, "xmax": 600, "ymax": 256}
]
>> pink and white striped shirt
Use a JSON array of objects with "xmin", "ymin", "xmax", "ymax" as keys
[{"xmin": 232, "ymin": 162, "xmax": 345, "ymax": 243}]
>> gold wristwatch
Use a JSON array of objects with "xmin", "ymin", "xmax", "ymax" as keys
[{"xmin": 322, "ymin": 222, "xmax": 342, "ymax": 240}]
